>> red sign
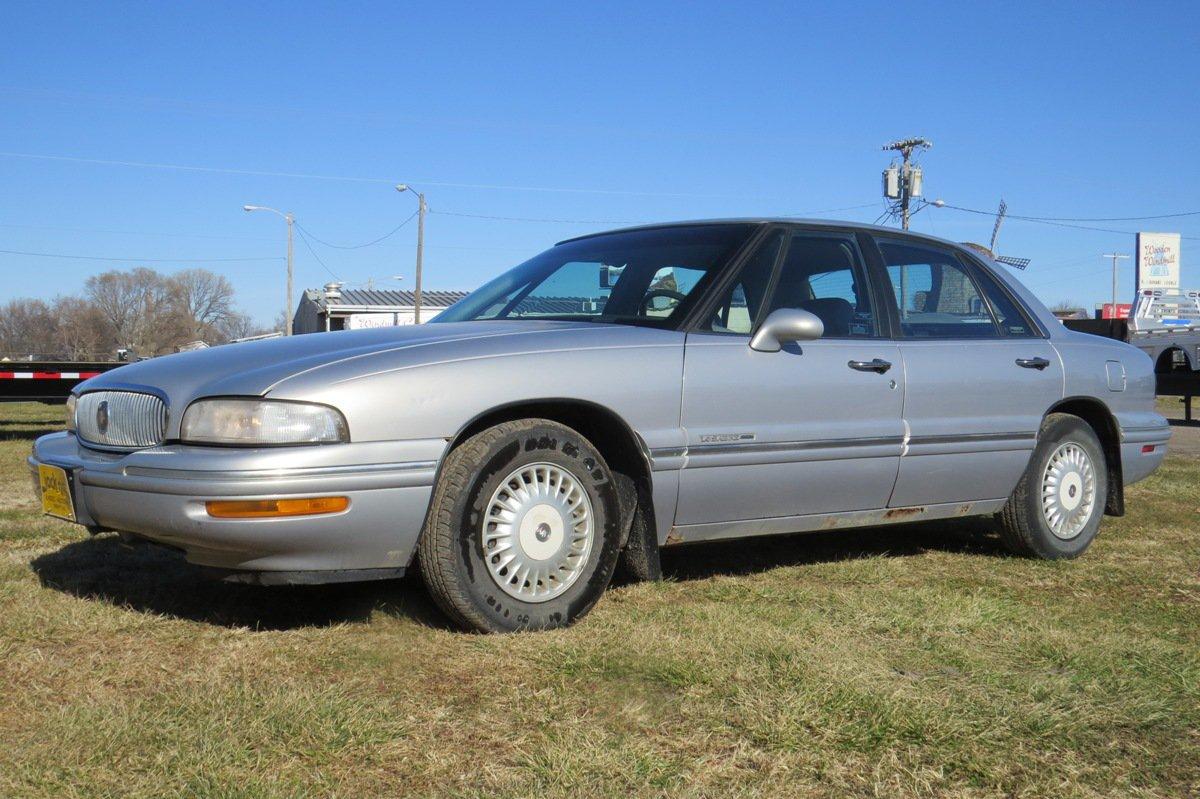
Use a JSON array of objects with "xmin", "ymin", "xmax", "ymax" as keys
[{"xmin": 1101, "ymin": 303, "xmax": 1131, "ymax": 319}]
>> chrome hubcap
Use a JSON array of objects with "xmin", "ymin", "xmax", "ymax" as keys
[
  {"xmin": 482, "ymin": 462, "xmax": 594, "ymax": 603},
  {"xmin": 1041, "ymin": 442, "xmax": 1097, "ymax": 540}
]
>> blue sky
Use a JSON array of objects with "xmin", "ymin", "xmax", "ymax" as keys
[{"xmin": 2, "ymin": 1, "xmax": 1197, "ymax": 324}]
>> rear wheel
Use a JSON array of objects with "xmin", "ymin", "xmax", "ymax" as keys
[
  {"xmin": 418, "ymin": 419, "xmax": 623, "ymax": 632},
  {"xmin": 998, "ymin": 413, "xmax": 1107, "ymax": 559}
]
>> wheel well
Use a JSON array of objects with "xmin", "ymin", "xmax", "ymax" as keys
[
  {"xmin": 1046, "ymin": 397, "xmax": 1124, "ymax": 516},
  {"xmin": 448, "ymin": 399, "xmax": 658, "ymax": 548},
  {"xmin": 1155, "ymin": 347, "xmax": 1191, "ymax": 374}
]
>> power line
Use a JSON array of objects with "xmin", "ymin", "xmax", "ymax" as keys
[
  {"xmin": 291, "ymin": 227, "xmax": 340, "ymax": 280},
  {"xmin": 435, "ymin": 203, "xmax": 883, "ymax": 226},
  {"xmin": 783, "ymin": 202, "xmax": 881, "ymax": 216},
  {"xmin": 431, "ymin": 210, "xmax": 638, "ymax": 225},
  {"xmin": 295, "ymin": 209, "xmax": 418, "ymax": 249},
  {"xmin": 1023, "ymin": 264, "xmax": 1114, "ymax": 290},
  {"xmin": 976, "ymin": 206, "xmax": 1200, "ymax": 223},
  {"xmin": 940, "ymin": 203, "xmax": 1200, "ymax": 239},
  {"xmin": 0, "ymin": 151, "xmax": 748, "ymax": 199},
  {"xmin": 0, "ymin": 247, "xmax": 283, "ymax": 263},
  {"xmin": 0, "ymin": 221, "xmax": 273, "ymax": 242}
]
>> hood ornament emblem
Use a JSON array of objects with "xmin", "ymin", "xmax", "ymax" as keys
[{"xmin": 96, "ymin": 400, "xmax": 109, "ymax": 435}]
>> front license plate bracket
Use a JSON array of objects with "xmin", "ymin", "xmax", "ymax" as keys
[{"xmin": 38, "ymin": 463, "xmax": 77, "ymax": 523}]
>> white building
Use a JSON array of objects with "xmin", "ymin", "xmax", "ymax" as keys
[{"xmin": 293, "ymin": 283, "xmax": 469, "ymax": 334}]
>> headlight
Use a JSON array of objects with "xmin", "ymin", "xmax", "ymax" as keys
[
  {"xmin": 65, "ymin": 394, "xmax": 77, "ymax": 432},
  {"xmin": 180, "ymin": 399, "xmax": 349, "ymax": 446}
]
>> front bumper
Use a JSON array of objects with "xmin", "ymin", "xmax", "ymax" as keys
[{"xmin": 30, "ymin": 432, "xmax": 444, "ymax": 575}]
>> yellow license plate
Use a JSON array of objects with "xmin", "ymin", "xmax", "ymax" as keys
[{"xmin": 38, "ymin": 464, "xmax": 76, "ymax": 522}]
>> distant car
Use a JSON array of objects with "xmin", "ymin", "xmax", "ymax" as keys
[{"xmin": 30, "ymin": 220, "xmax": 1170, "ymax": 632}]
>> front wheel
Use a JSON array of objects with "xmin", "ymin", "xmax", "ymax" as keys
[
  {"xmin": 418, "ymin": 419, "xmax": 623, "ymax": 632},
  {"xmin": 998, "ymin": 413, "xmax": 1107, "ymax": 559}
]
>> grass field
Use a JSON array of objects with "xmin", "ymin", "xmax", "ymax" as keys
[{"xmin": 1, "ymin": 402, "xmax": 1197, "ymax": 798}]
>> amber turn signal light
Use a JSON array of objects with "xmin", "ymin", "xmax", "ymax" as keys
[{"xmin": 206, "ymin": 496, "xmax": 349, "ymax": 518}]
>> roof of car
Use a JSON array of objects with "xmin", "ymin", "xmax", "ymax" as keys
[{"xmin": 556, "ymin": 218, "xmax": 966, "ymax": 250}]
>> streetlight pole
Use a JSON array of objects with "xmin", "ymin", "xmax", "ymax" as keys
[
  {"xmin": 244, "ymin": 205, "xmax": 295, "ymax": 335},
  {"xmin": 396, "ymin": 184, "xmax": 426, "ymax": 323},
  {"xmin": 1103, "ymin": 253, "xmax": 1131, "ymax": 318}
]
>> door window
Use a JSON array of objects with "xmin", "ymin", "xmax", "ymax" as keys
[
  {"xmin": 762, "ymin": 233, "xmax": 878, "ymax": 337},
  {"xmin": 970, "ymin": 261, "xmax": 1040, "ymax": 337},
  {"xmin": 876, "ymin": 239, "xmax": 1001, "ymax": 338},
  {"xmin": 699, "ymin": 230, "xmax": 784, "ymax": 334}
]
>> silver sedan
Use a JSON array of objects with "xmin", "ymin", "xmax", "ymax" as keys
[{"xmin": 31, "ymin": 220, "xmax": 1170, "ymax": 632}]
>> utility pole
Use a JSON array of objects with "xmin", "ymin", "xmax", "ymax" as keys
[
  {"xmin": 881, "ymin": 137, "xmax": 932, "ymax": 230},
  {"xmin": 243, "ymin": 205, "xmax": 296, "ymax": 335},
  {"xmin": 396, "ymin": 184, "xmax": 427, "ymax": 323},
  {"xmin": 285, "ymin": 212, "xmax": 294, "ymax": 335},
  {"xmin": 1103, "ymin": 253, "xmax": 1131, "ymax": 318},
  {"xmin": 415, "ymin": 193, "xmax": 425, "ymax": 323}
]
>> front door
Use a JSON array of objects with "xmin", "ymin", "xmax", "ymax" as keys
[
  {"xmin": 676, "ymin": 228, "xmax": 905, "ymax": 527},
  {"xmin": 870, "ymin": 237, "xmax": 1063, "ymax": 507}
]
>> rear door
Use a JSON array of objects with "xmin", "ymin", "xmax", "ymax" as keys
[
  {"xmin": 869, "ymin": 237, "xmax": 1063, "ymax": 507},
  {"xmin": 676, "ymin": 227, "xmax": 905, "ymax": 527}
]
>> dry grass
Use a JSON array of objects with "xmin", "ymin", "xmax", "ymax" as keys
[{"xmin": 1, "ymin": 401, "xmax": 1197, "ymax": 798}]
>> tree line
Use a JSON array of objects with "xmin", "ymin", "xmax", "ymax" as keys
[{"xmin": 0, "ymin": 267, "xmax": 276, "ymax": 361}]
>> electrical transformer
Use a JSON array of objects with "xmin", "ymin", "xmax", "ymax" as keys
[
  {"xmin": 882, "ymin": 165, "xmax": 900, "ymax": 199},
  {"xmin": 909, "ymin": 166, "xmax": 923, "ymax": 197}
]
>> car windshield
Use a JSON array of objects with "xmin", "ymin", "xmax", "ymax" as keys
[{"xmin": 432, "ymin": 224, "xmax": 755, "ymax": 328}]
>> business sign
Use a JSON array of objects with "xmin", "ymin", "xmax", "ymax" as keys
[
  {"xmin": 1135, "ymin": 232, "xmax": 1181, "ymax": 291},
  {"xmin": 1100, "ymin": 303, "xmax": 1132, "ymax": 320},
  {"xmin": 347, "ymin": 312, "xmax": 405, "ymax": 329},
  {"xmin": 345, "ymin": 310, "xmax": 442, "ymax": 329}
]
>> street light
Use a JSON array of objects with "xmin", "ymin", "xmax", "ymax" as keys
[
  {"xmin": 910, "ymin": 197, "xmax": 946, "ymax": 217},
  {"xmin": 243, "ymin": 205, "xmax": 295, "ymax": 335},
  {"xmin": 396, "ymin": 184, "xmax": 427, "ymax": 323}
]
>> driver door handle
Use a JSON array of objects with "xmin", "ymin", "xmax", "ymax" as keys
[
  {"xmin": 1015, "ymin": 357, "xmax": 1050, "ymax": 370},
  {"xmin": 848, "ymin": 358, "xmax": 892, "ymax": 374}
]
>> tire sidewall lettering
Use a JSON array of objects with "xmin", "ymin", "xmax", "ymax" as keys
[{"xmin": 453, "ymin": 424, "xmax": 621, "ymax": 631}]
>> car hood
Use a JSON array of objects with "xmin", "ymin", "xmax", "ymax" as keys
[{"xmin": 78, "ymin": 321, "xmax": 668, "ymax": 405}]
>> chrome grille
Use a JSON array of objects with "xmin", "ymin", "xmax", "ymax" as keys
[{"xmin": 76, "ymin": 391, "xmax": 168, "ymax": 448}]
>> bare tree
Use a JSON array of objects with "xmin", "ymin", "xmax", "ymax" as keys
[
  {"xmin": 168, "ymin": 269, "xmax": 235, "ymax": 341},
  {"xmin": 85, "ymin": 268, "xmax": 176, "ymax": 355},
  {"xmin": 0, "ymin": 299, "xmax": 58, "ymax": 359},
  {"xmin": 53, "ymin": 296, "xmax": 113, "ymax": 360},
  {"xmin": 4, "ymin": 267, "xmax": 262, "ymax": 359},
  {"xmin": 214, "ymin": 310, "xmax": 257, "ymax": 342}
]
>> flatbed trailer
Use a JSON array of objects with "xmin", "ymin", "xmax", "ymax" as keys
[
  {"xmin": 1126, "ymin": 289, "xmax": 1200, "ymax": 373},
  {"xmin": 1063, "ymin": 296, "xmax": 1200, "ymax": 420},
  {"xmin": 0, "ymin": 361, "xmax": 124, "ymax": 403}
]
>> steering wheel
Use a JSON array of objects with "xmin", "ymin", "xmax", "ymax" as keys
[{"xmin": 639, "ymin": 288, "xmax": 687, "ymax": 316}]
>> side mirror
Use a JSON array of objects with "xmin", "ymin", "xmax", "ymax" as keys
[{"xmin": 749, "ymin": 308, "xmax": 824, "ymax": 352}]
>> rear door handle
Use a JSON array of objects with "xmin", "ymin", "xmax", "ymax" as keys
[
  {"xmin": 848, "ymin": 358, "xmax": 892, "ymax": 374},
  {"xmin": 1015, "ymin": 357, "xmax": 1050, "ymax": 370}
]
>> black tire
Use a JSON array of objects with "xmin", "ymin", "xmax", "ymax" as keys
[
  {"xmin": 418, "ymin": 419, "xmax": 623, "ymax": 632},
  {"xmin": 998, "ymin": 413, "xmax": 1108, "ymax": 559}
]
